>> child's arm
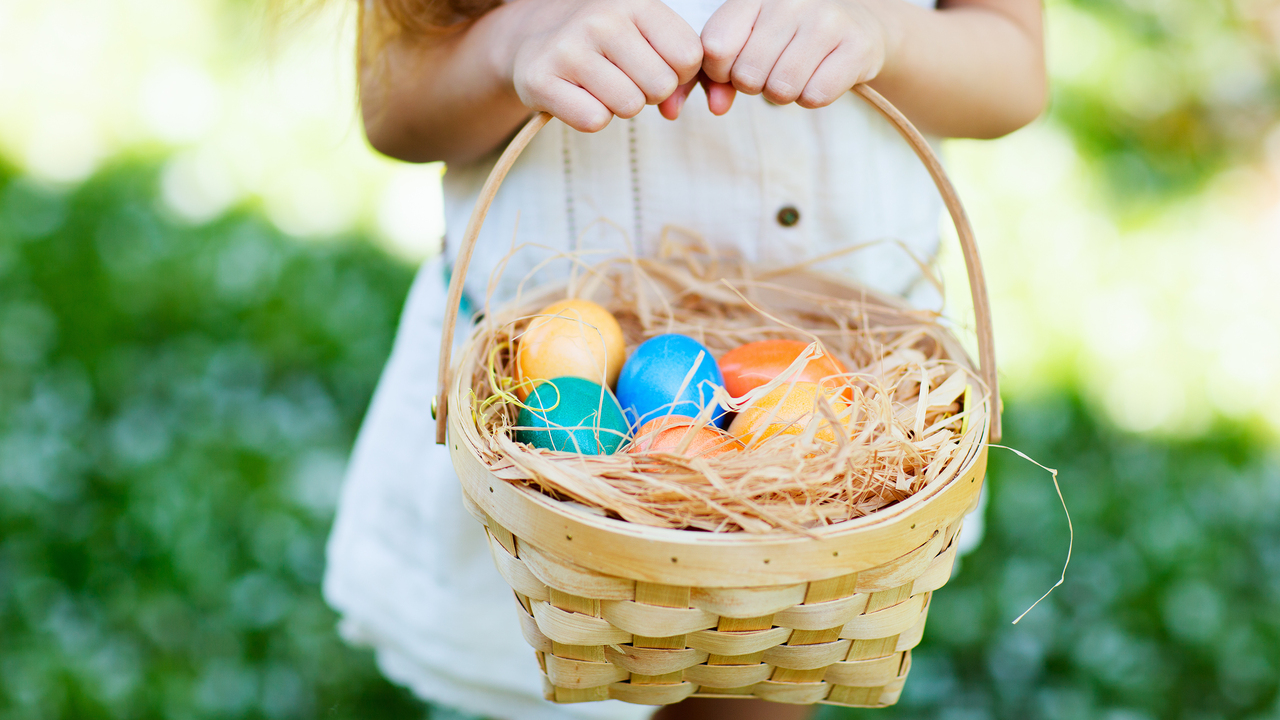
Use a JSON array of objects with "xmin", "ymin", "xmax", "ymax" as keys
[
  {"xmin": 696, "ymin": 0, "xmax": 1045, "ymax": 138},
  {"xmin": 359, "ymin": 0, "xmax": 704, "ymax": 163}
]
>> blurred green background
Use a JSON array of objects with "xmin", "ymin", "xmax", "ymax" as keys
[{"xmin": 1, "ymin": 0, "xmax": 1278, "ymax": 719}]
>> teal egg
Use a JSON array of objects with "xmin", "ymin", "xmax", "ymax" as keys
[{"xmin": 515, "ymin": 377, "xmax": 630, "ymax": 454}]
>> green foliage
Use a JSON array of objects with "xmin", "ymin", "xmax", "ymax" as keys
[
  {"xmin": 823, "ymin": 397, "xmax": 1280, "ymax": 719},
  {"xmin": 0, "ymin": 161, "xmax": 422, "ymax": 719},
  {"xmin": 1050, "ymin": 0, "xmax": 1280, "ymax": 215}
]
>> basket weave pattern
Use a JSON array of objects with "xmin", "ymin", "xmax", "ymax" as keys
[{"xmin": 474, "ymin": 508, "xmax": 965, "ymax": 707}]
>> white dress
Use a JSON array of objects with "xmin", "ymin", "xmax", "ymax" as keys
[{"xmin": 324, "ymin": 1, "xmax": 946, "ymax": 718}]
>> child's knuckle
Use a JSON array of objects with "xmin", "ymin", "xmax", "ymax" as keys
[
  {"xmin": 701, "ymin": 34, "xmax": 731, "ymax": 62},
  {"xmin": 765, "ymin": 78, "xmax": 798, "ymax": 104},
  {"xmin": 581, "ymin": 12, "xmax": 618, "ymax": 38},
  {"xmin": 550, "ymin": 36, "xmax": 581, "ymax": 62},
  {"xmin": 731, "ymin": 65, "xmax": 765, "ymax": 93},
  {"xmin": 619, "ymin": 94, "xmax": 645, "ymax": 118},
  {"xmin": 799, "ymin": 87, "xmax": 829, "ymax": 108},
  {"xmin": 649, "ymin": 70, "xmax": 679, "ymax": 102},
  {"xmin": 520, "ymin": 70, "xmax": 553, "ymax": 99},
  {"xmin": 816, "ymin": 4, "xmax": 845, "ymax": 31},
  {"xmin": 817, "ymin": 22, "xmax": 844, "ymax": 46},
  {"xmin": 673, "ymin": 43, "xmax": 703, "ymax": 73},
  {"xmin": 580, "ymin": 109, "xmax": 611, "ymax": 132}
]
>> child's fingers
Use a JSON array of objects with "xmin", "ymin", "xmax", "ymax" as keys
[
  {"xmin": 700, "ymin": 0, "xmax": 759, "ymax": 84},
  {"xmin": 603, "ymin": 31, "xmax": 682, "ymax": 105},
  {"xmin": 727, "ymin": 10, "xmax": 796, "ymax": 95},
  {"xmin": 572, "ymin": 54, "xmax": 650, "ymax": 119},
  {"xmin": 660, "ymin": 74, "xmax": 735, "ymax": 120},
  {"xmin": 632, "ymin": 0, "xmax": 704, "ymax": 84},
  {"xmin": 658, "ymin": 78, "xmax": 698, "ymax": 120},
  {"xmin": 702, "ymin": 76, "xmax": 737, "ymax": 115},
  {"xmin": 763, "ymin": 26, "xmax": 838, "ymax": 105},
  {"xmin": 536, "ymin": 78, "xmax": 615, "ymax": 132},
  {"xmin": 796, "ymin": 42, "xmax": 866, "ymax": 109}
]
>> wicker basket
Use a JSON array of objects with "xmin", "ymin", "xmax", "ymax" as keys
[{"xmin": 433, "ymin": 86, "xmax": 1001, "ymax": 708}]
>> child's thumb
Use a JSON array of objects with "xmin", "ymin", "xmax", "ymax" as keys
[
  {"xmin": 700, "ymin": 73, "xmax": 736, "ymax": 116},
  {"xmin": 658, "ymin": 78, "xmax": 698, "ymax": 120}
]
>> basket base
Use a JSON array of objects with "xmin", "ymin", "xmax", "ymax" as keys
[
  {"xmin": 493, "ymin": 514, "xmax": 956, "ymax": 709},
  {"xmin": 540, "ymin": 651, "xmax": 911, "ymax": 708}
]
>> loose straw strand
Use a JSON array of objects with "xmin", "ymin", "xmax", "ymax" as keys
[{"xmin": 991, "ymin": 444, "xmax": 1073, "ymax": 625}]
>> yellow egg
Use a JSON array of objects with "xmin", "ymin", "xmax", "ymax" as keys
[
  {"xmin": 728, "ymin": 382, "xmax": 852, "ymax": 449},
  {"xmin": 516, "ymin": 299, "xmax": 626, "ymax": 399}
]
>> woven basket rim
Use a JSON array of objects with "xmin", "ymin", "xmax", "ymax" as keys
[{"xmin": 449, "ymin": 424, "xmax": 986, "ymax": 585}]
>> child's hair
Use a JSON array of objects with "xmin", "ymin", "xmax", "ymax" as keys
[
  {"xmin": 366, "ymin": 0, "xmax": 501, "ymax": 35},
  {"xmin": 273, "ymin": 0, "xmax": 499, "ymax": 52},
  {"xmin": 269, "ymin": 0, "xmax": 500, "ymax": 126}
]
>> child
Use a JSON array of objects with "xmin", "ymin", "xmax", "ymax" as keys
[{"xmin": 323, "ymin": 1, "xmax": 1044, "ymax": 718}]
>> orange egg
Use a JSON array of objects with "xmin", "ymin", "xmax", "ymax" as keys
[
  {"xmin": 728, "ymin": 382, "xmax": 851, "ymax": 449},
  {"xmin": 516, "ymin": 299, "xmax": 626, "ymax": 399},
  {"xmin": 627, "ymin": 416, "xmax": 744, "ymax": 458},
  {"xmin": 719, "ymin": 340, "xmax": 848, "ymax": 399}
]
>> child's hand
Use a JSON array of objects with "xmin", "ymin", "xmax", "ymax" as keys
[
  {"xmin": 657, "ymin": 72, "xmax": 738, "ymax": 120},
  {"xmin": 508, "ymin": 0, "xmax": 705, "ymax": 132},
  {"xmin": 699, "ymin": 0, "xmax": 890, "ymax": 109}
]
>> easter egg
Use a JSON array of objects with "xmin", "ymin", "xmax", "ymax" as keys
[
  {"xmin": 515, "ymin": 377, "xmax": 630, "ymax": 454},
  {"xmin": 719, "ymin": 339, "xmax": 848, "ymax": 398},
  {"xmin": 728, "ymin": 381, "xmax": 851, "ymax": 449},
  {"xmin": 627, "ymin": 416, "xmax": 744, "ymax": 458},
  {"xmin": 516, "ymin": 299, "xmax": 626, "ymax": 399},
  {"xmin": 616, "ymin": 334, "xmax": 728, "ymax": 429}
]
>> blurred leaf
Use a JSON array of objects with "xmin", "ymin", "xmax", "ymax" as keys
[
  {"xmin": 1045, "ymin": 0, "xmax": 1280, "ymax": 217},
  {"xmin": 821, "ymin": 396, "xmax": 1280, "ymax": 720},
  {"xmin": 0, "ymin": 159, "xmax": 420, "ymax": 720}
]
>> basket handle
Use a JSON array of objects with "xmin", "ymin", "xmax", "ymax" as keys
[{"xmin": 435, "ymin": 85, "xmax": 1001, "ymax": 444}]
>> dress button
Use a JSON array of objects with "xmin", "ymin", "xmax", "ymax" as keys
[{"xmin": 776, "ymin": 206, "xmax": 800, "ymax": 227}]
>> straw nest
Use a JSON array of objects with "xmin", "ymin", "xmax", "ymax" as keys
[{"xmin": 459, "ymin": 241, "xmax": 987, "ymax": 534}]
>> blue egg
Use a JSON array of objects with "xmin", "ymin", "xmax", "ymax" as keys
[
  {"xmin": 515, "ymin": 377, "xmax": 630, "ymax": 454},
  {"xmin": 616, "ymin": 334, "xmax": 728, "ymax": 430}
]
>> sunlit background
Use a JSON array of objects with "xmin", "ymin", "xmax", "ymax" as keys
[
  {"xmin": 0, "ymin": 0, "xmax": 443, "ymax": 256},
  {"xmin": 2, "ymin": 0, "xmax": 1278, "ymax": 718}
]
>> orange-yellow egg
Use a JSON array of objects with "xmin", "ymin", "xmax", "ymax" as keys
[
  {"xmin": 719, "ymin": 339, "xmax": 848, "ymax": 399},
  {"xmin": 627, "ymin": 415, "xmax": 744, "ymax": 458},
  {"xmin": 727, "ymin": 382, "xmax": 852, "ymax": 449},
  {"xmin": 516, "ymin": 299, "xmax": 626, "ymax": 399}
]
